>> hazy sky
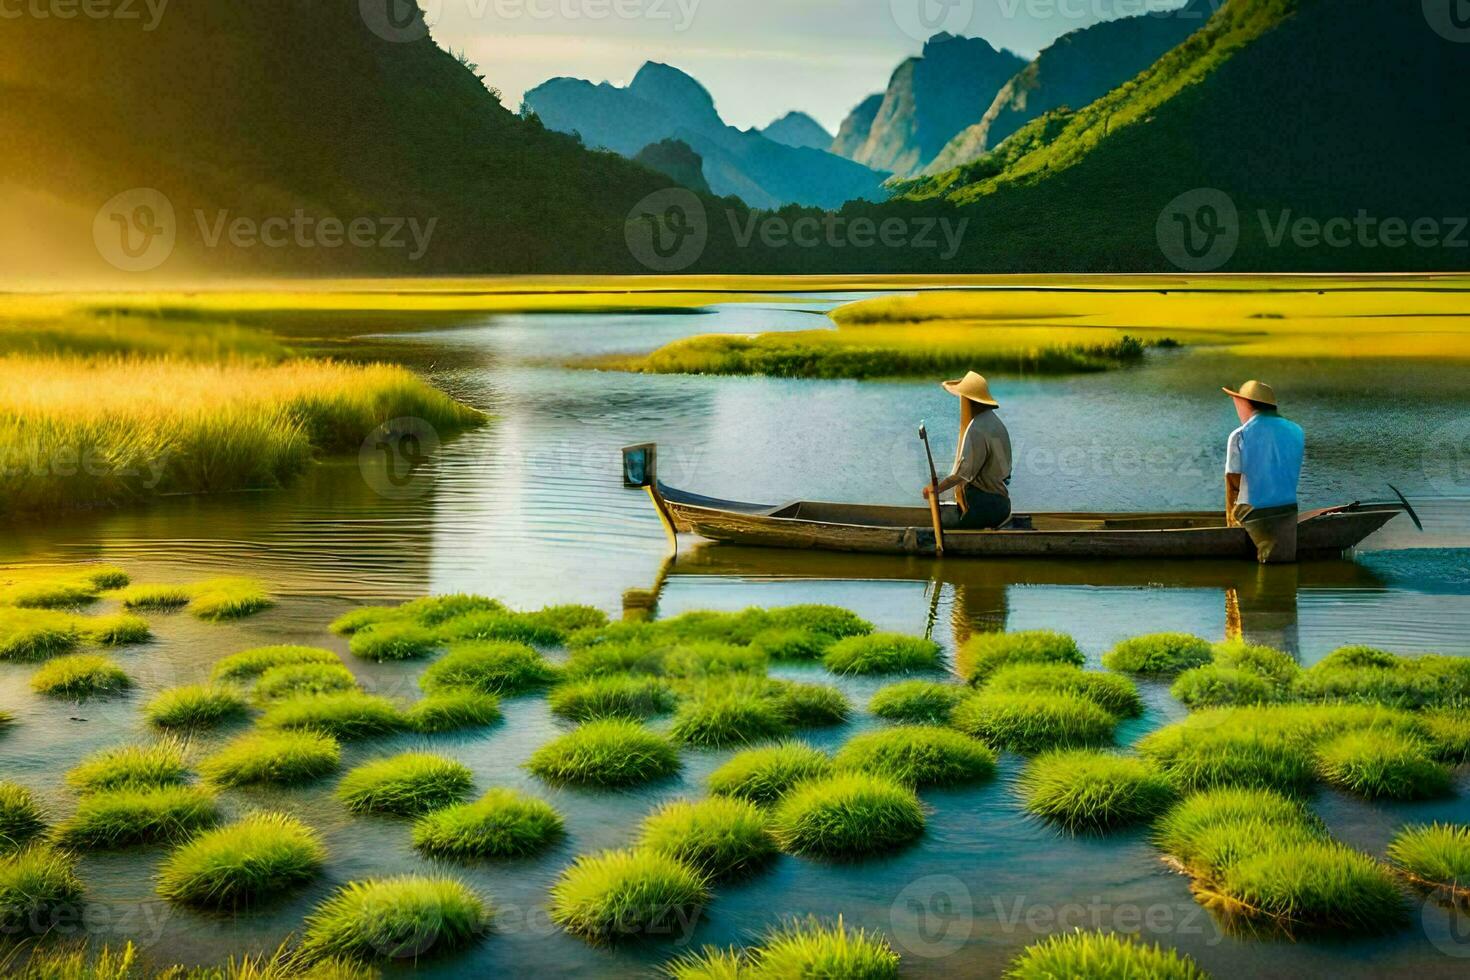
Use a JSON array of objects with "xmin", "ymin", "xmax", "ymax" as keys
[{"xmin": 430, "ymin": 0, "xmax": 1192, "ymax": 134}]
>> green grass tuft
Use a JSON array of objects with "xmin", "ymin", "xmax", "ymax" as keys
[
  {"xmin": 548, "ymin": 675, "xmax": 677, "ymax": 721},
  {"xmin": 1422, "ymin": 707, "xmax": 1470, "ymax": 762},
  {"xmin": 211, "ymin": 645, "xmax": 340, "ymax": 682},
  {"xmin": 766, "ymin": 605, "xmax": 875, "ymax": 639},
  {"xmin": 301, "ymin": 875, "xmax": 491, "ymax": 962},
  {"xmin": 822, "ymin": 633, "xmax": 939, "ymax": 676},
  {"xmin": 749, "ymin": 627, "xmax": 832, "ymax": 661},
  {"xmin": 404, "ymin": 692, "xmax": 502, "ymax": 734},
  {"xmin": 707, "ymin": 741, "xmax": 834, "ymax": 806},
  {"xmin": 1219, "ymin": 841, "xmax": 1406, "ymax": 934},
  {"xmin": 1387, "ymin": 823, "xmax": 1470, "ymax": 899},
  {"xmin": 1138, "ymin": 724, "xmax": 1312, "ymax": 795},
  {"xmin": 1103, "ymin": 633, "xmax": 1213, "ymax": 674},
  {"xmin": 0, "ymin": 608, "xmax": 80, "ymax": 662},
  {"xmin": 1212, "ymin": 640, "xmax": 1300, "ymax": 685},
  {"xmin": 835, "ymin": 725, "xmax": 996, "ymax": 787},
  {"xmin": 144, "ymin": 684, "xmax": 248, "ymax": 729},
  {"xmin": 984, "ymin": 663, "xmax": 1142, "ymax": 717},
  {"xmin": 336, "ymin": 753, "xmax": 474, "ymax": 817},
  {"xmin": 1317, "ymin": 645, "xmax": 1401, "ymax": 670},
  {"xmin": 434, "ymin": 610, "xmax": 567, "ymax": 648},
  {"xmin": 0, "ymin": 846, "xmax": 84, "ymax": 935},
  {"xmin": 527, "ymin": 720, "xmax": 681, "ymax": 787},
  {"xmin": 962, "ymin": 630, "xmax": 1083, "ymax": 683},
  {"xmin": 700, "ymin": 917, "xmax": 900, "ymax": 978},
  {"xmin": 398, "ymin": 593, "xmax": 506, "ymax": 627},
  {"xmin": 1154, "ymin": 786, "xmax": 1325, "ymax": 878},
  {"xmin": 1004, "ymin": 930, "xmax": 1207, "ymax": 979},
  {"xmin": 770, "ymin": 772, "xmax": 924, "ymax": 858},
  {"xmin": 66, "ymin": 739, "xmax": 189, "ymax": 794},
  {"xmin": 637, "ymin": 797, "xmax": 776, "ymax": 880},
  {"xmin": 54, "ymin": 786, "xmax": 218, "ymax": 848},
  {"xmin": 1172, "ymin": 665, "xmax": 1283, "ymax": 709},
  {"xmin": 868, "ymin": 680, "xmax": 969, "ymax": 725},
  {"xmin": 330, "ymin": 605, "xmax": 404, "ymax": 636},
  {"xmin": 200, "ymin": 730, "xmax": 341, "ymax": 787},
  {"xmin": 78, "ymin": 613, "xmax": 151, "ymax": 646},
  {"xmin": 259, "ymin": 691, "xmax": 405, "ymax": 739},
  {"xmin": 117, "ymin": 583, "xmax": 193, "ymax": 610},
  {"xmin": 254, "ymin": 662, "xmax": 359, "ymax": 703},
  {"xmin": 157, "ymin": 812, "xmax": 325, "ymax": 908},
  {"xmin": 951, "ymin": 690, "xmax": 1116, "ymax": 754},
  {"xmin": 1314, "ymin": 730, "xmax": 1451, "ymax": 800},
  {"xmin": 662, "ymin": 641, "xmax": 768, "ymax": 678},
  {"xmin": 1017, "ymin": 750, "xmax": 1175, "ymax": 831},
  {"xmin": 0, "ymin": 782, "xmax": 47, "ymax": 854},
  {"xmin": 29, "ymin": 654, "xmax": 131, "ymax": 698},
  {"xmin": 412, "ymin": 788, "xmax": 563, "ymax": 860},
  {"xmin": 548, "ymin": 848, "xmax": 709, "ymax": 942},
  {"xmin": 0, "ymin": 564, "xmax": 128, "ymax": 609},
  {"xmin": 348, "ymin": 622, "xmax": 439, "ymax": 663},
  {"xmin": 777, "ymin": 682, "xmax": 851, "ymax": 728},
  {"xmin": 562, "ymin": 641, "xmax": 667, "ymax": 681},
  {"xmin": 1290, "ymin": 652, "xmax": 1470, "ymax": 710},
  {"xmin": 670, "ymin": 692, "xmax": 791, "ymax": 748},
  {"xmin": 186, "ymin": 577, "xmax": 274, "ymax": 621},
  {"xmin": 419, "ymin": 641, "xmax": 558, "ymax": 695}
]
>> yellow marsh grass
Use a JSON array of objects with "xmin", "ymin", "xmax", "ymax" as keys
[
  {"xmin": 831, "ymin": 287, "xmax": 1470, "ymax": 362},
  {"xmin": 0, "ymin": 355, "xmax": 484, "ymax": 514},
  {"xmin": 0, "ymin": 313, "xmax": 286, "ymax": 362}
]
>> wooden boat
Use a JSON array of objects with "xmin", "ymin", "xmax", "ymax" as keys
[{"xmin": 623, "ymin": 444, "xmax": 1402, "ymax": 561}]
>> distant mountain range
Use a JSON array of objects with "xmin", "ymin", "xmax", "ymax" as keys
[
  {"xmin": 523, "ymin": 63, "xmax": 889, "ymax": 209},
  {"xmin": 761, "ymin": 112, "xmax": 832, "ymax": 151},
  {"xmin": 831, "ymin": 33, "xmax": 1026, "ymax": 179}
]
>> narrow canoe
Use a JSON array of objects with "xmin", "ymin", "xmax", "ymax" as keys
[{"xmin": 623, "ymin": 444, "xmax": 1400, "ymax": 561}]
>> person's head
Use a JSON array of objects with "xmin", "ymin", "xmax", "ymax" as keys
[
  {"xmin": 1223, "ymin": 380, "xmax": 1278, "ymax": 424},
  {"xmin": 941, "ymin": 371, "xmax": 1000, "ymax": 420}
]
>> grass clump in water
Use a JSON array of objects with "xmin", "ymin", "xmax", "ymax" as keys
[
  {"xmin": 77, "ymin": 613, "xmax": 151, "ymax": 646},
  {"xmin": 0, "ymin": 782, "xmax": 47, "ymax": 853},
  {"xmin": 399, "ymin": 593, "xmax": 506, "ymax": 627},
  {"xmin": 30, "ymin": 654, "xmax": 130, "ymax": 698},
  {"xmin": 419, "ymin": 641, "xmax": 558, "ymax": 695},
  {"xmin": 638, "ymin": 797, "xmax": 776, "ymax": 880},
  {"xmin": 1004, "ymin": 929, "xmax": 1207, "ymax": 979},
  {"xmin": 54, "ymin": 786, "xmax": 218, "ymax": 848},
  {"xmin": 771, "ymin": 772, "xmax": 924, "ymax": 858},
  {"xmin": 983, "ymin": 664, "xmax": 1143, "ymax": 717},
  {"xmin": 412, "ymin": 788, "xmax": 563, "ymax": 860},
  {"xmin": 254, "ymin": 662, "xmax": 359, "ymax": 703},
  {"xmin": 336, "ymin": 753, "xmax": 474, "ymax": 816},
  {"xmin": 707, "ymin": 741, "xmax": 833, "ymax": 806},
  {"xmin": 211, "ymin": 644, "xmax": 340, "ymax": 682},
  {"xmin": 562, "ymin": 641, "xmax": 667, "ymax": 681},
  {"xmin": 1314, "ymin": 730, "xmax": 1451, "ymax": 800},
  {"xmin": 1387, "ymin": 823, "xmax": 1470, "ymax": 902},
  {"xmin": 822, "ymin": 633, "xmax": 939, "ymax": 676},
  {"xmin": 548, "ymin": 676, "xmax": 677, "ymax": 721},
  {"xmin": 186, "ymin": 577, "xmax": 274, "ymax": 621},
  {"xmin": 330, "ymin": 605, "xmax": 405, "ymax": 636},
  {"xmin": 0, "ymin": 564, "xmax": 128, "ymax": 609},
  {"xmin": 404, "ymin": 692, "xmax": 502, "ymax": 734},
  {"xmin": 348, "ymin": 622, "xmax": 438, "ymax": 663},
  {"xmin": 301, "ymin": 875, "xmax": 491, "ymax": 962},
  {"xmin": 1103, "ymin": 633, "xmax": 1213, "ymax": 674},
  {"xmin": 200, "ymin": 730, "xmax": 341, "ymax": 786},
  {"xmin": 66, "ymin": 739, "xmax": 188, "ymax": 793},
  {"xmin": 1291, "ymin": 650, "xmax": 1470, "ymax": 710},
  {"xmin": 1171, "ymin": 665, "xmax": 1282, "ymax": 709},
  {"xmin": 0, "ymin": 608, "xmax": 80, "ymax": 661},
  {"xmin": 144, "ymin": 685, "xmax": 248, "ymax": 729},
  {"xmin": 670, "ymin": 692, "xmax": 792, "ymax": 748},
  {"xmin": 749, "ymin": 628, "xmax": 831, "ymax": 661},
  {"xmin": 962, "ymin": 630, "xmax": 1082, "ymax": 683},
  {"xmin": 951, "ymin": 690, "xmax": 1116, "ymax": 754},
  {"xmin": 527, "ymin": 720, "xmax": 681, "ymax": 787},
  {"xmin": 1422, "ymin": 707, "xmax": 1470, "ymax": 763},
  {"xmin": 117, "ymin": 583, "xmax": 193, "ymax": 611},
  {"xmin": 663, "ymin": 641, "xmax": 768, "ymax": 679},
  {"xmin": 157, "ymin": 812, "xmax": 325, "ymax": 908},
  {"xmin": 0, "ymin": 846, "xmax": 84, "ymax": 935},
  {"xmin": 868, "ymin": 680, "xmax": 971, "ymax": 725},
  {"xmin": 1138, "ymin": 723, "xmax": 1311, "ymax": 795},
  {"xmin": 549, "ymin": 848, "xmax": 709, "ymax": 942},
  {"xmin": 767, "ymin": 604, "xmax": 874, "ymax": 639},
  {"xmin": 1154, "ymin": 787, "xmax": 1325, "ymax": 878},
  {"xmin": 668, "ymin": 917, "xmax": 900, "ymax": 979},
  {"xmin": 777, "ymin": 682, "xmax": 851, "ymax": 728},
  {"xmin": 1017, "ymin": 751, "xmax": 1176, "ymax": 831},
  {"xmin": 1212, "ymin": 641, "xmax": 1300, "ymax": 685},
  {"xmin": 835, "ymin": 725, "xmax": 996, "ymax": 787},
  {"xmin": 260, "ymin": 691, "xmax": 405, "ymax": 739}
]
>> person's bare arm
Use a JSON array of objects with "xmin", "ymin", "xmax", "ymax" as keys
[
  {"xmin": 1225, "ymin": 473, "xmax": 1242, "ymax": 525},
  {"xmin": 923, "ymin": 474, "xmax": 965, "ymax": 500}
]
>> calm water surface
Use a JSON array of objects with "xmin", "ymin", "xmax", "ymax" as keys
[{"xmin": 3, "ymin": 291, "xmax": 1470, "ymax": 977}]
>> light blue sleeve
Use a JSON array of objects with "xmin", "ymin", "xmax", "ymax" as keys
[{"xmin": 1225, "ymin": 428, "xmax": 1243, "ymax": 475}]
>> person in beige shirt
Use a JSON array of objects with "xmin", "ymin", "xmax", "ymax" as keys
[{"xmin": 921, "ymin": 371, "xmax": 1013, "ymax": 529}]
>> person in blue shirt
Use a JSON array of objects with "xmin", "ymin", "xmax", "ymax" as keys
[{"xmin": 1224, "ymin": 380, "xmax": 1305, "ymax": 563}]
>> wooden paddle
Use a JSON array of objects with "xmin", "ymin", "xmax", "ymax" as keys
[{"xmin": 918, "ymin": 423, "xmax": 945, "ymax": 557}]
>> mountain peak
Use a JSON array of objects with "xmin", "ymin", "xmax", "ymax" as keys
[
  {"xmin": 761, "ymin": 111, "xmax": 833, "ymax": 151},
  {"xmin": 629, "ymin": 62, "xmax": 719, "ymax": 119}
]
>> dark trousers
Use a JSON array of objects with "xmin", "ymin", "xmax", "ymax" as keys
[{"xmin": 956, "ymin": 484, "xmax": 1011, "ymax": 530}]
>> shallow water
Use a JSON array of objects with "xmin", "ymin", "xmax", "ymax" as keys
[{"xmin": 4, "ymin": 288, "xmax": 1470, "ymax": 976}]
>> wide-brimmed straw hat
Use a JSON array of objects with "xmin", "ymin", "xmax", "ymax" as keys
[
  {"xmin": 942, "ymin": 371, "xmax": 999, "ymax": 407},
  {"xmin": 1222, "ymin": 379, "xmax": 1278, "ymax": 407}
]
